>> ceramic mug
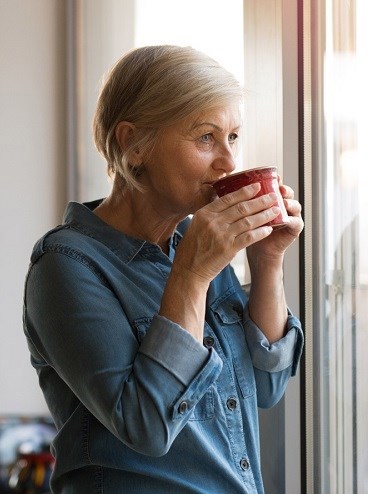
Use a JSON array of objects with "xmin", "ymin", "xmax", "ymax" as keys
[{"xmin": 212, "ymin": 166, "xmax": 290, "ymax": 229}]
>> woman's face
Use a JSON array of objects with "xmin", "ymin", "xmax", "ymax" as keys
[{"xmin": 140, "ymin": 102, "xmax": 241, "ymax": 217}]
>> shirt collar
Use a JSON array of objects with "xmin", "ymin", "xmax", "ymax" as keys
[{"xmin": 62, "ymin": 200, "xmax": 184, "ymax": 264}]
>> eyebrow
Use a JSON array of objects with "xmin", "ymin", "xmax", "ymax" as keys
[
  {"xmin": 191, "ymin": 122, "xmax": 240, "ymax": 132},
  {"xmin": 192, "ymin": 122, "xmax": 222, "ymax": 131}
]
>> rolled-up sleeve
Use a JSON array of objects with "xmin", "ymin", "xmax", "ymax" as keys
[
  {"xmin": 139, "ymin": 314, "xmax": 219, "ymax": 386},
  {"xmin": 243, "ymin": 305, "xmax": 304, "ymax": 376}
]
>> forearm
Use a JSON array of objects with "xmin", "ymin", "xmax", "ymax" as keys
[
  {"xmin": 159, "ymin": 264, "xmax": 210, "ymax": 343},
  {"xmin": 248, "ymin": 255, "xmax": 288, "ymax": 343}
]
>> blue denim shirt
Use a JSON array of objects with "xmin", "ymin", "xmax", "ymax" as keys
[{"xmin": 23, "ymin": 200, "xmax": 304, "ymax": 494}]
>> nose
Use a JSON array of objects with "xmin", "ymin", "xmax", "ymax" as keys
[{"xmin": 212, "ymin": 146, "xmax": 237, "ymax": 175}]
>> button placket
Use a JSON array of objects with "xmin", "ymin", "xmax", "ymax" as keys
[{"xmin": 208, "ymin": 293, "xmax": 257, "ymax": 488}]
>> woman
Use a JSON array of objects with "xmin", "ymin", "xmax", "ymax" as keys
[{"xmin": 23, "ymin": 45, "xmax": 304, "ymax": 493}]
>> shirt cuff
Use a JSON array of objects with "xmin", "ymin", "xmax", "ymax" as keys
[
  {"xmin": 243, "ymin": 305, "xmax": 304, "ymax": 375},
  {"xmin": 138, "ymin": 314, "xmax": 213, "ymax": 386}
]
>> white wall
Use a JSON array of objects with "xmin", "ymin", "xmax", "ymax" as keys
[{"xmin": 0, "ymin": 0, "xmax": 67, "ymax": 414}]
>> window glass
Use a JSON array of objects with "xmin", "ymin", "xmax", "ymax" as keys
[{"xmin": 317, "ymin": 0, "xmax": 368, "ymax": 491}]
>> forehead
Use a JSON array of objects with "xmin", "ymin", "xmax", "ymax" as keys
[
  {"xmin": 185, "ymin": 103, "xmax": 242, "ymax": 132},
  {"xmin": 155, "ymin": 103, "xmax": 242, "ymax": 144}
]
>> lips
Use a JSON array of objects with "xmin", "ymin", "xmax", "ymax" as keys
[{"xmin": 203, "ymin": 175, "xmax": 227, "ymax": 186}]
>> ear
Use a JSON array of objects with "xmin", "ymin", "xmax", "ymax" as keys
[{"xmin": 115, "ymin": 121, "xmax": 142, "ymax": 165}]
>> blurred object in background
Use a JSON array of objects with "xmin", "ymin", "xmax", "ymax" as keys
[{"xmin": 0, "ymin": 416, "xmax": 56, "ymax": 494}]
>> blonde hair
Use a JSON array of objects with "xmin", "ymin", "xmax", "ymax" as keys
[{"xmin": 93, "ymin": 45, "xmax": 244, "ymax": 191}]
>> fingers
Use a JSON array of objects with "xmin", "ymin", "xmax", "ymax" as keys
[
  {"xmin": 179, "ymin": 182, "xmax": 289, "ymax": 281},
  {"xmin": 279, "ymin": 183, "xmax": 294, "ymax": 200},
  {"xmin": 284, "ymin": 198, "xmax": 302, "ymax": 217},
  {"xmin": 210, "ymin": 181, "xmax": 303, "ymax": 236},
  {"xmin": 281, "ymin": 188, "xmax": 304, "ymax": 237},
  {"xmin": 230, "ymin": 193, "xmax": 279, "ymax": 224},
  {"xmin": 278, "ymin": 182, "xmax": 302, "ymax": 219},
  {"xmin": 205, "ymin": 183, "xmax": 288, "ymax": 240},
  {"xmin": 234, "ymin": 225, "xmax": 274, "ymax": 250},
  {"xmin": 211, "ymin": 183, "xmax": 262, "ymax": 212},
  {"xmin": 283, "ymin": 214, "xmax": 304, "ymax": 238},
  {"xmin": 211, "ymin": 184, "xmax": 279, "ymax": 221},
  {"xmin": 230, "ymin": 206, "xmax": 281, "ymax": 237}
]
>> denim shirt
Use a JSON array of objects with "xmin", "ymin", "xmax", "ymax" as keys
[{"xmin": 23, "ymin": 200, "xmax": 304, "ymax": 494}]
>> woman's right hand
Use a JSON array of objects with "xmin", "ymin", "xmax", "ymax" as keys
[{"xmin": 173, "ymin": 182, "xmax": 280, "ymax": 284}]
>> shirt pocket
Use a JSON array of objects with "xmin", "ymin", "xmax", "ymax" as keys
[
  {"xmin": 210, "ymin": 290, "xmax": 256, "ymax": 399},
  {"xmin": 133, "ymin": 317, "xmax": 215, "ymax": 421}
]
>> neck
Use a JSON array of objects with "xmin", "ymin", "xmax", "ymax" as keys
[{"xmin": 94, "ymin": 182, "xmax": 181, "ymax": 253}]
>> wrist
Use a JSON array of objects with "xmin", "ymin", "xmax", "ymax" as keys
[
  {"xmin": 169, "ymin": 262, "xmax": 211, "ymax": 292},
  {"xmin": 159, "ymin": 266, "xmax": 209, "ymax": 343},
  {"xmin": 248, "ymin": 253, "xmax": 284, "ymax": 278}
]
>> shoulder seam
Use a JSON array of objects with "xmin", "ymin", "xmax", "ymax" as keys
[{"xmin": 40, "ymin": 244, "xmax": 110, "ymax": 286}]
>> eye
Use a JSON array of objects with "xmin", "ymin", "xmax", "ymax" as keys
[
  {"xmin": 228, "ymin": 133, "xmax": 239, "ymax": 144},
  {"xmin": 200, "ymin": 133, "xmax": 213, "ymax": 143}
]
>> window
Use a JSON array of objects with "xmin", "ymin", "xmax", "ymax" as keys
[{"xmin": 302, "ymin": 0, "xmax": 368, "ymax": 492}]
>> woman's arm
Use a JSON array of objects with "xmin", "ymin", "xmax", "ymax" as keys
[
  {"xmin": 24, "ymin": 252, "xmax": 222, "ymax": 457},
  {"xmin": 246, "ymin": 182, "xmax": 304, "ymax": 343},
  {"xmin": 247, "ymin": 255, "xmax": 287, "ymax": 344}
]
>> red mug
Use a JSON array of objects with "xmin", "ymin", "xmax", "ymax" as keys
[{"xmin": 212, "ymin": 166, "xmax": 290, "ymax": 229}]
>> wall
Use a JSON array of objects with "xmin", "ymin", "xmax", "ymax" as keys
[{"xmin": 0, "ymin": 0, "xmax": 67, "ymax": 414}]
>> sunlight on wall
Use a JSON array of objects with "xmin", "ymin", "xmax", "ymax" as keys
[{"xmin": 134, "ymin": 0, "xmax": 244, "ymax": 85}]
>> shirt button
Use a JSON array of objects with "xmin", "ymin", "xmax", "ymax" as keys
[
  {"xmin": 178, "ymin": 401, "xmax": 188, "ymax": 414},
  {"xmin": 226, "ymin": 398, "xmax": 237, "ymax": 410},
  {"xmin": 203, "ymin": 336, "xmax": 215, "ymax": 348},
  {"xmin": 240, "ymin": 458, "xmax": 250, "ymax": 471}
]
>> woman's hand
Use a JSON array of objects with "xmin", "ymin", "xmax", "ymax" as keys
[
  {"xmin": 246, "ymin": 180, "xmax": 304, "ymax": 265},
  {"xmin": 172, "ymin": 182, "xmax": 281, "ymax": 284}
]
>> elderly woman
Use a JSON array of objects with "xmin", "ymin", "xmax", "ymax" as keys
[{"xmin": 23, "ymin": 45, "xmax": 304, "ymax": 493}]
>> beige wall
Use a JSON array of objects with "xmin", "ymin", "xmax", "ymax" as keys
[{"xmin": 0, "ymin": 0, "xmax": 67, "ymax": 413}]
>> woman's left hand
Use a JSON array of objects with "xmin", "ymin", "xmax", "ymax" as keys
[{"xmin": 246, "ymin": 181, "xmax": 304, "ymax": 262}]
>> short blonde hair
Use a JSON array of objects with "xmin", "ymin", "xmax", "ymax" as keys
[{"xmin": 93, "ymin": 45, "xmax": 244, "ymax": 191}]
